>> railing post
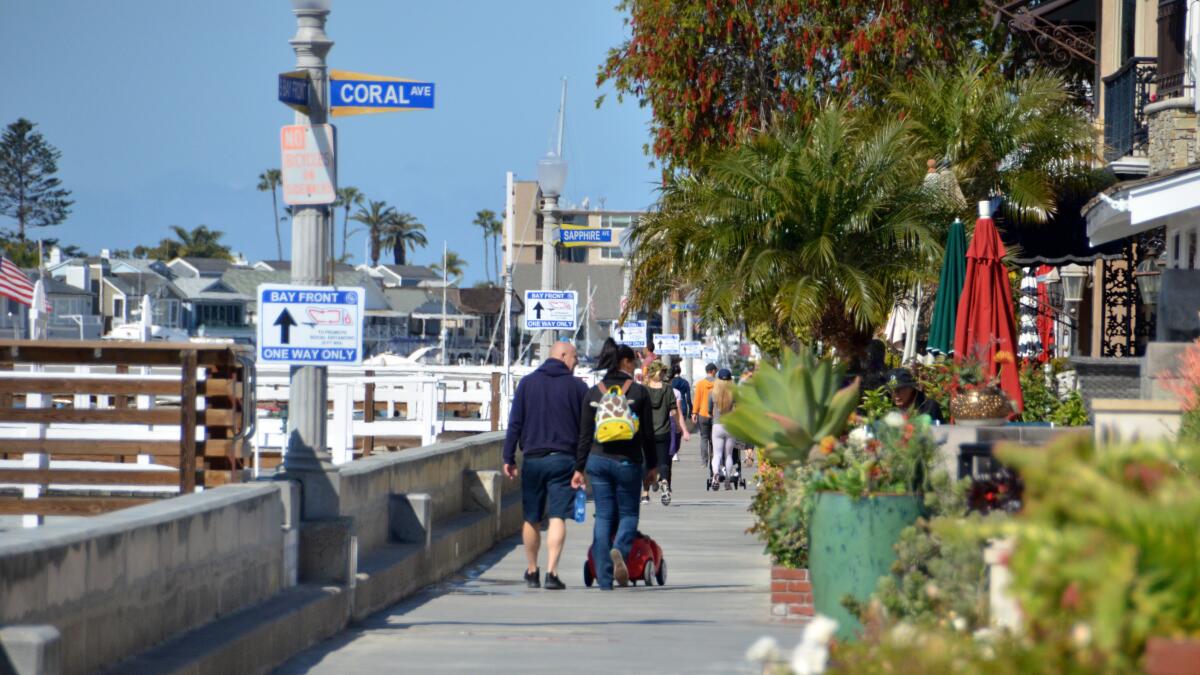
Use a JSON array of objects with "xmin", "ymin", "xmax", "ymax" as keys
[
  {"xmin": 489, "ymin": 371, "xmax": 501, "ymax": 432},
  {"xmin": 363, "ymin": 369, "xmax": 375, "ymax": 456},
  {"xmin": 179, "ymin": 349, "xmax": 197, "ymax": 494}
]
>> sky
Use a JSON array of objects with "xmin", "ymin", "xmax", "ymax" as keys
[{"xmin": 0, "ymin": 1, "xmax": 658, "ymax": 285}]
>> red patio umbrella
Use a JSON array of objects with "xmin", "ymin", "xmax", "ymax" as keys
[{"xmin": 953, "ymin": 201, "xmax": 1024, "ymax": 413}]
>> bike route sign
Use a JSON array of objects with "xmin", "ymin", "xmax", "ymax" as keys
[
  {"xmin": 524, "ymin": 290, "xmax": 577, "ymax": 330},
  {"xmin": 615, "ymin": 320, "xmax": 647, "ymax": 349},
  {"xmin": 257, "ymin": 284, "xmax": 364, "ymax": 365}
]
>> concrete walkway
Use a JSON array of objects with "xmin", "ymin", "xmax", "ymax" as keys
[{"xmin": 276, "ymin": 436, "xmax": 801, "ymax": 674}]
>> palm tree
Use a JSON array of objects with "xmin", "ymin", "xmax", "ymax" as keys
[
  {"xmin": 256, "ymin": 169, "xmax": 283, "ymax": 260},
  {"xmin": 381, "ymin": 212, "xmax": 428, "ymax": 266},
  {"xmin": 627, "ymin": 103, "xmax": 945, "ymax": 357},
  {"xmin": 350, "ymin": 200, "xmax": 397, "ymax": 267},
  {"xmin": 152, "ymin": 225, "xmax": 234, "ymax": 261},
  {"xmin": 432, "ymin": 250, "xmax": 466, "ymax": 282},
  {"xmin": 473, "ymin": 209, "xmax": 501, "ymax": 283},
  {"xmin": 891, "ymin": 55, "xmax": 1101, "ymax": 225},
  {"xmin": 334, "ymin": 186, "xmax": 364, "ymax": 262},
  {"xmin": 490, "ymin": 216, "xmax": 503, "ymax": 281}
]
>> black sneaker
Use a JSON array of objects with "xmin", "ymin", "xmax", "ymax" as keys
[
  {"xmin": 524, "ymin": 568, "xmax": 540, "ymax": 588},
  {"xmin": 610, "ymin": 549, "xmax": 630, "ymax": 587},
  {"xmin": 641, "ymin": 492, "xmax": 650, "ymax": 505},
  {"xmin": 543, "ymin": 572, "xmax": 566, "ymax": 590}
]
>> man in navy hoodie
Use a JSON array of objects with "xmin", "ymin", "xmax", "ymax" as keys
[{"xmin": 503, "ymin": 341, "xmax": 588, "ymax": 590}]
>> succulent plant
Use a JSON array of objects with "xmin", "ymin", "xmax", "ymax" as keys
[{"xmin": 721, "ymin": 350, "xmax": 860, "ymax": 464}]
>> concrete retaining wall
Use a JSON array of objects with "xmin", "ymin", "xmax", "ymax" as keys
[
  {"xmin": 0, "ymin": 432, "xmax": 520, "ymax": 675},
  {"xmin": 0, "ymin": 484, "xmax": 287, "ymax": 675}
]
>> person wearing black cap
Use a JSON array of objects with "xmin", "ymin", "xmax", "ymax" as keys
[{"xmin": 886, "ymin": 368, "xmax": 944, "ymax": 423}]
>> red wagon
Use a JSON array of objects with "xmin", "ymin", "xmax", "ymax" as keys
[{"xmin": 583, "ymin": 532, "xmax": 667, "ymax": 587}]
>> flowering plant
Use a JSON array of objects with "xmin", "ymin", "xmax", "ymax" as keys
[
  {"xmin": 953, "ymin": 346, "xmax": 1014, "ymax": 394},
  {"xmin": 804, "ymin": 412, "xmax": 938, "ymax": 498}
]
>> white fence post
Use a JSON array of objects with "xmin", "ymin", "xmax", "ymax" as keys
[{"xmin": 330, "ymin": 383, "xmax": 353, "ymax": 465}]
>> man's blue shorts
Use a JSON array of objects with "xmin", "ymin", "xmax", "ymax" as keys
[{"xmin": 521, "ymin": 452, "xmax": 575, "ymax": 523}]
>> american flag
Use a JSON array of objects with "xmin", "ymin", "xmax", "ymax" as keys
[{"xmin": 0, "ymin": 257, "xmax": 48, "ymax": 310}]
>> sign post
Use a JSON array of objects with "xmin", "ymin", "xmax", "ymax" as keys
[{"xmin": 524, "ymin": 290, "xmax": 578, "ymax": 331}]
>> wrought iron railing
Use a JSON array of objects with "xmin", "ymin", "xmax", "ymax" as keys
[{"xmin": 1103, "ymin": 57, "xmax": 1157, "ymax": 162}]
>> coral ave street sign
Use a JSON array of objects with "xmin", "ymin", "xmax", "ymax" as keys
[
  {"xmin": 524, "ymin": 290, "xmax": 578, "ymax": 330},
  {"xmin": 329, "ymin": 69, "xmax": 436, "ymax": 117},
  {"xmin": 257, "ymin": 284, "xmax": 364, "ymax": 365},
  {"xmin": 280, "ymin": 124, "xmax": 337, "ymax": 206}
]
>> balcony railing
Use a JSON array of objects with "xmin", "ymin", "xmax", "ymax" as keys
[
  {"xmin": 1103, "ymin": 57, "xmax": 1157, "ymax": 162},
  {"xmin": 1156, "ymin": 0, "xmax": 1187, "ymax": 98}
]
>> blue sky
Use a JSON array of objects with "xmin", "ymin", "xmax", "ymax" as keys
[{"xmin": 0, "ymin": 1, "xmax": 657, "ymax": 284}]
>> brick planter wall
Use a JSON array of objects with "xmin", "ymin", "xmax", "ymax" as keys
[{"xmin": 770, "ymin": 566, "xmax": 814, "ymax": 622}]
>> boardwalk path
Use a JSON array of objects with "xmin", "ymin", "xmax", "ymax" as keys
[{"xmin": 276, "ymin": 436, "xmax": 801, "ymax": 674}]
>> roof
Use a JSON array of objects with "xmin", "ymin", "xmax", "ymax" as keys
[
  {"xmin": 171, "ymin": 277, "xmax": 251, "ymax": 302},
  {"xmin": 39, "ymin": 275, "xmax": 92, "ymax": 297},
  {"xmin": 457, "ymin": 287, "xmax": 523, "ymax": 315},
  {"xmin": 1081, "ymin": 163, "xmax": 1200, "ymax": 247},
  {"xmin": 254, "ymin": 260, "xmax": 356, "ymax": 274},
  {"xmin": 378, "ymin": 264, "xmax": 439, "ymax": 280},
  {"xmin": 106, "ymin": 273, "xmax": 185, "ymax": 299},
  {"xmin": 220, "ymin": 268, "xmax": 391, "ymax": 311},
  {"xmin": 168, "ymin": 257, "xmax": 239, "ymax": 276}
]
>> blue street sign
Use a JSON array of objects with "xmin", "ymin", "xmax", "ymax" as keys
[
  {"xmin": 278, "ymin": 71, "xmax": 310, "ymax": 112},
  {"xmin": 329, "ymin": 69, "xmax": 435, "ymax": 117},
  {"xmin": 559, "ymin": 226, "xmax": 614, "ymax": 247},
  {"xmin": 257, "ymin": 284, "xmax": 365, "ymax": 365}
]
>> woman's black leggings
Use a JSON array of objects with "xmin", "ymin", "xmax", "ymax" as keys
[{"xmin": 654, "ymin": 435, "xmax": 672, "ymax": 487}]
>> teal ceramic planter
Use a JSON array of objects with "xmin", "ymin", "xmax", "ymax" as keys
[{"xmin": 808, "ymin": 492, "xmax": 921, "ymax": 641}]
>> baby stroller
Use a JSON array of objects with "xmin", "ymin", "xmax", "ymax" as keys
[{"xmin": 706, "ymin": 446, "xmax": 747, "ymax": 491}]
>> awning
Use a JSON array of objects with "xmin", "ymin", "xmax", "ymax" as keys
[{"xmin": 1084, "ymin": 164, "xmax": 1200, "ymax": 246}]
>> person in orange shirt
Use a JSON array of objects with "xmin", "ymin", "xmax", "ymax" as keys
[{"xmin": 691, "ymin": 363, "xmax": 718, "ymax": 469}]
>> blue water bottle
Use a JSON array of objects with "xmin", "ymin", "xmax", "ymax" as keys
[{"xmin": 573, "ymin": 489, "xmax": 587, "ymax": 523}]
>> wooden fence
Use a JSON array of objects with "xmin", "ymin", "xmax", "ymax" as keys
[{"xmin": 0, "ymin": 340, "xmax": 254, "ymax": 519}]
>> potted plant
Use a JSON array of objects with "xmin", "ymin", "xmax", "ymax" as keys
[
  {"xmin": 948, "ymin": 349, "xmax": 1016, "ymax": 425},
  {"xmin": 803, "ymin": 413, "xmax": 937, "ymax": 640}
]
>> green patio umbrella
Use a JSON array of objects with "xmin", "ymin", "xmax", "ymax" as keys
[{"xmin": 926, "ymin": 219, "xmax": 967, "ymax": 354}]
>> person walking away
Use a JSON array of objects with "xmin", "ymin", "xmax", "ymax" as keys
[
  {"xmin": 668, "ymin": 365, "xmax": 690, "ymax": 463},
  {"xmin": 643, "ymin": 362, "xmax": 690, "ymax": 503},
  {"xmin": 573, "ymin": 338, "xmax": 657, "ymax": 589},
  {"xmin": 692, "ymin": 363, "xmax": 718, "ymax": 471},
  {"xmin": 709, "ymin": 369, "xmax": 737, "ymax": 490},
  {"xmin": 886, "ymin": 368, "xmax": 944, "ymax": 423},
  {"xmin": 503, "ymin": 341, "xmax": 588, "ymax": 590}
]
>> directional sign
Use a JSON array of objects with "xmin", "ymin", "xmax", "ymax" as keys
[
  {"xmin": 654, "ymin": 333, "xmax": 681, "ymax": 355},
  {"xmin": 257, "ymin": 284, "xmax": 364, "ymax": 365},
  {"xmin": 524, "ymin": 290, "xmax": 577, "ymax": 330},
  {"xmin": 280, "ymin": 124, "xmax": 336, "ymax": 206},
  {"xmin": 670, "ymin": 301, "xmax": 701, "ymax": 312},
  {"xmin": 329, "ymin": 69, "xmax": 435, "ymax": 117},
  {"xmin": 559, "ymin": 225, "xmax": 614, "ymax": 248},
  {"xmin": 681, "ymin": 340, "xmax": 703, "ymax": 358},
  {"xmin": 615, "ymin": 320, "xmax": 647, "ymax": 349},
  {"xmin": 278, "ymin": 70, "xmax": 311, "ymax": 113},
  {"xmin": 702, "ymin": 347, "xmax": 720, "ymax": 363}
]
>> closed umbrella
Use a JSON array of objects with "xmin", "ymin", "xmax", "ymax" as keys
[
  {"xmin": 926, "ymin": 219, "xmax": 967, "ymax": 354},
  {"xmin": 953, "ymin": 202, "xmax": 1023, "ymax": 412},
  {"xmin": 1017, "ymin": 267, "xmax": 1041, "ymax": 360}
]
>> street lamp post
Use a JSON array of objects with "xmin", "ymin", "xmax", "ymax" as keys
[
  {"xmin": 536, "ymin": 152, "xmax": 567, "ymax": 360},
  {"xmin": 285, "ymin": 0, "xmax": 339, "ymax": 518},
  {"xmin": 1059, "ymin": 263, "xmax": 1089, "ymax": 357}
]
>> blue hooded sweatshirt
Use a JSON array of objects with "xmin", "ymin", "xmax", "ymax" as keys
[{"xmin": 502, "ymin": 358, "xmax": 589, "ymax": 465}]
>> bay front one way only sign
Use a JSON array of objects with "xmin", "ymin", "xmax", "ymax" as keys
[
  {"xmin": 615, "ymin": 321, "xmax": 647, "ymax": 349},
  {"xmin": 257, "ymin": 284, "xmax": 365, "ymax": 365},
  {"xmin": 524, "ymin": 290, "xmax": 578, "ymax": 331}
]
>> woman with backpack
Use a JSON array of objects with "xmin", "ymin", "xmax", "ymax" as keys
[
  {"xmin": 572, "ymin": 338, "xmax": 658, "ymax": 589},
  {"xmin": 643, "ymin": 361, "xmax": 690, "ymax": 505},
  {"xmin": 709, "ymin": 369, "xmax": 737, "ymax": 490}
]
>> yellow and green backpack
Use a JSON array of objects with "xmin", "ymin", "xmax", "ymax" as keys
[{"xmin": 591, "ymin": 381, "xmax": 639, "ymax": 443}]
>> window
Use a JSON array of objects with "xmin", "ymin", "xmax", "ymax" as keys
[
  {"xmin": 562, "ymin": 247, "xmax": 588, "ymax": 263},
  {"xmin": 1120, "ymin": 0, "xmax": 1136, "ymax": 63},
  {"xmin": 600, "ymin": 246, "xmax": 625, "ymax": 260},
  {"xmin": 112, "ymin": 298, "xmax": 125, "ymax": 320},
  {"xmin": 1157, "ymin": 0, "xmax": 1187, "ymax": 97},
  {"xmin": 535, "ymin": 248, "xmax": 543, "ymax": 262},
  {"xmin": 196, "ymin": 303, "xmax": 243, "ymax": 327}
]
